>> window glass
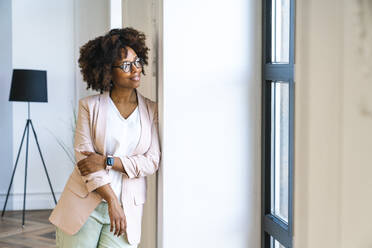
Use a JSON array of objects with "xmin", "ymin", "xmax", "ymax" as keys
[
  {"xmin": 271, "ymin": 0, "xmax": 290, "ymax": 63},
  {"xmin": 270, "ymin": 81, "xmax": 289, "ymax": 223},
  {"xmin": 270, "ymin": 236, "xmax": 286, "ymax": 248}
]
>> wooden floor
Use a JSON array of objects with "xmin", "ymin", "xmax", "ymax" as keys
[{"xmin": 0, "ymin": 209, "xmax": 56, "ymax": 248}]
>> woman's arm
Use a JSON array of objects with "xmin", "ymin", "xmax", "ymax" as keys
[
  {"xmin": 95, "ymin": 184, "xmax": 126, "ymax": 237},
  {"xmin": 74, "ymin": 98, "xmax": 111, "ymax": 192},
  {"xmin": 78, "ymin": 102, "xmax": 161, "ymax": 179}
]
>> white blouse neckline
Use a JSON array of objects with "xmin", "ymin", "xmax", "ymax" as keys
[{"xmin": 109, "ymin": 97, "xmax": 139, "ymax": 122}]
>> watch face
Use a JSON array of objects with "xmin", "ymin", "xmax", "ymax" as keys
[{"xmin": 107, "ymin": 157, "xmax": 114, "ymax": 166}]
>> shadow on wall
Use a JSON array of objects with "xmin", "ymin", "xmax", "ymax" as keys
[{"xmin": 355, "ymin": 0, "xmax": 372, "ymax": 117}]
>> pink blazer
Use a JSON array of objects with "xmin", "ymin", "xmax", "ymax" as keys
[{"xmin": 49, "ymin": 88, "xmax": 161, "ymax": 245}]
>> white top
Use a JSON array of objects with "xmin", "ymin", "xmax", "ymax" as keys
[{"xmin": 102, "ymin": 97, "xmax": 141, "ymax": 203}]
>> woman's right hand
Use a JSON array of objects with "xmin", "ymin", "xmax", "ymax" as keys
[
  {"xmin": 107, "ymin": 198, "xmax": 127, "ymax": 237},
  {"xmin": 94, "ymin": 184, "xmax": 127, "ymax": 237}
]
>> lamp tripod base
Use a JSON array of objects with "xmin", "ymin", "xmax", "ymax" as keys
[{"xmin": 1, "ymin": 119, "xmax": 57, "ymax": 226}]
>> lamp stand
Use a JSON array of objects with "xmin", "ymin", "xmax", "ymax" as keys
[{"xmin": 1, "ymin": 102, "xmax": 57, "ymax": 226}]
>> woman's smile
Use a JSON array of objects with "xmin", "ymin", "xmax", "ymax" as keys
[{"xmin": 130, "ymin": 74, "xmax": 140, "ymax": 81}]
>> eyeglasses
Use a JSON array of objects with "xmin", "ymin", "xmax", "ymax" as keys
[{"xmin": 112, "ymin": 57, "xmax": 143, "ymax": 73}]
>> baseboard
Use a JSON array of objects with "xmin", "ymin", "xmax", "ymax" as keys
[{"xmin": 0, "ymin": 192, "xmax": 61, "ymax": 211}]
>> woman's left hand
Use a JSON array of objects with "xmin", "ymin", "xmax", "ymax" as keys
[{"xmin": 77, "ymin": 151, "xmax": 106, "ymax": 176}]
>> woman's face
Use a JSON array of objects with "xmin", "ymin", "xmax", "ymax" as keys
[{"xmin": 111, "ymin": 46, "xmax": 142, "ymax": 89}]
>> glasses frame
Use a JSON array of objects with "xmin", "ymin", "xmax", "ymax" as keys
[{"xmin": 112, "ymin": 57, "xmax": 143, "ymax": 73}]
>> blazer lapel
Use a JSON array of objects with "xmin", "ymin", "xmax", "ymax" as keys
[
  {"xmin": 133, "ymin": 88, "xmax": 151, "ymax": 155},
  {"xmin": 94, "ymin": 91, "xmax": 109, "ymax": 155},
  {"xmin": 94, "ymin": 88, "xmax": 151, "ymax": 156}
]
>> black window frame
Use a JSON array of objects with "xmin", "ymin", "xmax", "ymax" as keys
[{"xmin": 261, "ymin": 0, "xmax": 295, "ymax": 247}]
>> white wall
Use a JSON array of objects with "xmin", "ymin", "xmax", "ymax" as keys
[
  {"xmin": 0, "ymin": 0, "xmax": 14, "ymax": 210},
  {"xmin": 8, "ymin": 0, "xmax": 109, "ymax": 210},
  {"xmin": 10, "ymin": 0, "xmax": 75, "ymax": 210},
  {"xmin": 110, "ymin": 0, "xmax": 122, "ymax": 29},
  {"xmin": 159, "ymin": 0, "xmax": 261, "ymax": 247},
  {"xmin": 74, "ymin": 0, "xmax": 110, "ymax": 101},
  {"xmin": 293, "ymin": 0, "xmax": 342, "ymax": 246},
  {"xmin": 294, "ymin": 0, "xmax": 372, "ymax": 247},
  {"xmin": 342, "ymin": 1, "xmax": 372, "ymax": 246}
]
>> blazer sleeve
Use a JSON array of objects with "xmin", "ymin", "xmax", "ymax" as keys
[
  {"xmin": 74, "ymin": 98, "xmax": 111, "ymax": 192},
  {"xmin": 118, "ymin": 102, "xmax": 161, "ymax": 179}
]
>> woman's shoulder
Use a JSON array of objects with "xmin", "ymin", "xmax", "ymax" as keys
[
  {"xmin": 78, "ymin": 92, "xmax": 102, "ymax": 106},
  {"xmin": 143, "ymin": 96, "xmax": 158, "ymax": 113},
  {"xmin": 77, "ymin": 91, "xmax": 158, "ymax": 114},
  {"xmin": 141, "ymin": 96, "xmax": 158, "ymax": 123}
]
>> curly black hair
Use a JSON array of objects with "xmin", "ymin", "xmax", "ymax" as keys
[{"xmin": 78, "ymin": 27, "xmax": 150, "ymax": 93}]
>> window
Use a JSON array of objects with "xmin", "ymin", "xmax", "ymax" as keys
[{"xmin": 261, "ymin": 0, "xmax": 294, "ymax": 247}]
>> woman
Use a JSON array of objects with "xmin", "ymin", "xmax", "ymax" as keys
[{"xmin": 49, "ymin": 27, "xmax": 161, "ymax": 248}]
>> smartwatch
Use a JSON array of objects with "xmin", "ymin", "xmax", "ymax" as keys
[{"xmin": 106, "ymin": 155, "xmax": 114, "ymax": 170}]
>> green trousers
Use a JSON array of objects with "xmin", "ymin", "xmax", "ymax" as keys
[{"xmin": 56, "ymin": 201, "xmax": 137, "ymax": 248}]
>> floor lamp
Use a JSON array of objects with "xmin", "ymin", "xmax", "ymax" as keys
[{"xmin": 1, "ymin": 69, "xmax": 57, "ymax": 226}]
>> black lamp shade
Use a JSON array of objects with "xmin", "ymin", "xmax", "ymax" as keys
[{"xmin": 9, "ymin": 69, "xmax": 48, "ymax": 102}]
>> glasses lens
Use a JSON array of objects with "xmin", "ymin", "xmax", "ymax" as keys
[
  {"xmin": 123, "ymin": 63, "xmax": 130, "ymax": 73},
  {"xmin": 134, "ymin": 58, "xmax": 142, "ymax": 68}
]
